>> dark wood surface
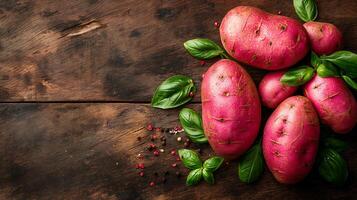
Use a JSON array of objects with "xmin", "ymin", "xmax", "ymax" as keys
[{"xmin": 0, "ymin": 0, "xmax": 356, "ymax": 200}]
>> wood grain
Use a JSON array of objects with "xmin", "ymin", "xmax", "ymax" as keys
[
  {"xmin": 0, "ymin": 103, "xmax": 356, "ymax": 200},
  {"xmin": 0, "ymin": 0, "xmax": 356, "ymax": 102}
]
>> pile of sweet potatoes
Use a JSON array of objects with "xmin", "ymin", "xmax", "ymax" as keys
[{"xmin": 153, "ymin": 0, "xmax": 356, "ymax": 186}]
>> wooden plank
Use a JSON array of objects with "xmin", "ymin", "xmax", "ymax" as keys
[
  {"xmin": 0, "ymin": 0, "xmax": 357, "ymax": 101},
  {"xmin": 0, "ymin": 103, "xmax": 356, "ymax": 199}
]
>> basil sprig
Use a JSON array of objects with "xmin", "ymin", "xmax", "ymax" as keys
[
  {"xmin": 179, "ymin": 149, "xmax": 224, "ymax": 186},
  {"xmin": 317, "ymin": 61, "xmax": 339, "ymax": 77},
  {"xmin": 293, "ymin": 0, "xmax": 318, "ymax": 22},
  {"xmin": 238, "ymin": 142, "xmax": 264, "ymax": 183},
  {"xmin": 151, "ymin": 75, "xmax": 195, "ymax": 109},
  {"xmin": 320, "ymin": 51, "xmax": 357, "ymax": 78},
  {"xmin": 280, "ymin": 66, "xmax": 315, "ymax": 86},
  {"xmin": 179, "ymin": 108, "xmax": 208, "ymax": 144},
  {"xmin": 341, "ymin": 75, "xmax": 357, "ymax": 90},
  {"xmin": 184, "ymin": 38, "xmax": 229, "ymax": 60},
  {"xmin": 317, "ymin": 136, "xmax": 349, "ymax": 186},
  {"xmin": 318, "ymin": 148, "xmax": 348, "ymax": 186}
]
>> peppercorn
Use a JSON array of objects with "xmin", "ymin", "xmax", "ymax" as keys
[
  {"xmin": 137, "ymin": 136, "xmax": 142, "ymax": 141},
  {"xmin": 170, "ymin": 150, "xmax": 176, "ymax": 156},
  {"xmin": 149, "ymin": 181, "xmax": 155, "ymax": 187},
  {"xmin": 139, "ymin": 171, "xmax": 144, "ymax": 177},
  {"xmin": 184, "ymin": 142, "xmax": 190, "ymax": 147},
  {"xmin": 146, "ymin": 124, "xmax": 154, "ymax": 131},
  {"xmin": 171, "ymin": 163, "xmax": 177, "ymax": 168},
  {"xmin": 153, "ymin": 150, "xmax": 160, "ymax": 156},
  {"xmin": 200, "ymin": 60, "xmax": 206, "ymax": 66},
  {"xmin": 161, "ymin": 141, "xmax": 166, "ymax": 146},
  {"xmin": 177, "ymin": 137, "xmax": 182, "ymax": 142},
  {"xmin": 189, "ymin": 92, "xmax": 194, "ymax": 97},
  {"xmin": 214, "ymin": 21, "xmax": 219, "ymax": 28},
  {"xmin": 175, "ymin": 171, "xmax": 181, "ymax": 178}
]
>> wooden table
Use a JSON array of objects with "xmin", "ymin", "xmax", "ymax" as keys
[{"xmin": 0, "ymin": 1, "xmax": 356, "ymax": 199}]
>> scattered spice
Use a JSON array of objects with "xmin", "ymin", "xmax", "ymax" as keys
[
  {"xmin": 153, "ymin": 150, "xmax": 160, "ymax": 156},
  {"xmin": 184, "ymin": 142, "xmax": 190, "ymax": 147},
  {"xmin": 278, "ymin": 11, "xmax": 282, "ymax": 15},
  {"xmin": 160, "ymin": 136, "xmax": 166, "ymax": 141},
  {"xmin": 149, "ymin": 181, "xmax": 155, "ymax": 187},
  {"xmin": 161, "ymin": 141, "xmax": 166, "ymax": 146},
  {"xmin": 146, "ymin": 124, "xmax": 154, "ymax": 131},
  {"xmin": 189, "ymin": 92, "xmax": 194, "ymax": 97},
  {"xmin": 214, "ymin": 21, "xmax": 220, "ymax": 28},
  {"xmin": 202, "ymin": 73, "xmax": 205, "ymax": 79},
  {"xmin": 177, "ymin": 137, "xmax": 182, "ymax": 142},
  {"xmin": 151, "ymin": 134, "xmax": 158, "ymax": 141},
  {"xmin": 159, "ymin": 149, "xmax": 165, "ymax": 153},
  {"xmin": 139, "ymin": 171, "xmax": 144, "ymax": 177},
  {"xmin": 137, "ymin": 163, "xmax": 145, "ymax": 169},
  {"xmin": 176, "ymin": 157, "xmax": 181, "ymax": 161},
  {"xmin": 137, "ymin": 153, "xmax": 143, "ymax": 159},
  {"xmin": 170, "ymin": 150, "xmax": 176, "ymax": 156},
  {"xmin": 200, "ymin": 60, "xmax": 206, "ymax": 66},
  {"xmin": 171, "ymin": 163, "xmax": 177, "ymax": 168},
  {"xmin": 155, "ymin": 127, "xmax": 161, "ymax": 132},
  {"xmin": 175, "ymin": 171, "xmax": 181, "ymax": 178}
]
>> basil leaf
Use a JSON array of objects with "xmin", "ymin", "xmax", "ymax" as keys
[
  {"xmin": 203, "ymin": 156, "xmax": 224, "ymax": 172},
  {"xmin": 280, "ymin": 66, "xmax": 315, "ymax": 86},
  {"xmin": 178, "ymin": 149, "xmax": 202, "ymax": 170},
  {"xmin": 321, "ymin": 51, "xmax": 357, "ymax": 78},
  {"xmin": 186, "ymin": 168, "xmax": 203, "ymax": 186},
  {"xmin": 311, "ymin": 51, "xmax": 321, "ymax": 68},
  {"xmin": 318, "ymin": 148, "xmax": 348, "ymax": 186},
  {"xmin": 184, "ymin": 38, "xmax": 225, "ymax": 60},
  {"xmin": 202, "ymin": 168, "xmax": 215, "ymax": 184},
  {"xmin": 324, "ymin": 137, "xmax": 348, "ymax": 153},
  {"xmin": 342, "ymin": 75, "xmax": 357, "ymax": 90},
  {"xmin": 293, "ymin": 0, "xmax": 318, "ymax": 22},
  {"xmin": 317, "ymin": 61, "xmax": 339, "ymax": 77},
  {"xmin": 179, "ymin": 108, "xmax": 208, "ymax": 144},
  {"xmin": 238, "ymin": 144, "xmax": 264, "ymax": 183},
  {"xmin": 151, "ymin": 75, "xmax": 195, "ymax": 109}
]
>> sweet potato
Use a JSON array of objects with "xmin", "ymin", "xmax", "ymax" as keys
[
  {"xmin": 263, "ymin": 96, "xmax": 320, "ymax": 184},
  {"xmin": 303, "ymin": 21, "xmax": 343, "ymax": 55},
  {"xmin": 220, "ymin": 6, "xmax": 309, "ymax": 70},
  {"xmin": 201, "ymin": 59, "xmax": 261, "ymax": 160},
  {"xmin": 259, "ymin": 71, "xmax": 298, "ymax": 109},
  {"xmin": 304, "ymin": 75, "xmax": 357, "ymax": 133}
]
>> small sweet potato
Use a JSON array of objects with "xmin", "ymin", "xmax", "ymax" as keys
[
  {"xmin": 303, "ymin": 21, "xmax": 343, "ymax": 55},
  {"xmin": 201, "ymin": 59, "xmax": 261, "ymax": 160},
  {"xmin": 263, "ymin": 96, "xmax": 320, "ymax": 184},
  {"xmin": 304, "ymin": 75, "xmax": 357, "ymax": 133},
  {"xmin": 220, "ymin": 6, "xmax": 309, "ymax": 70},
  {"xmin": 259, "ymin": 71, "xmax": 298, "ymax": 109}
]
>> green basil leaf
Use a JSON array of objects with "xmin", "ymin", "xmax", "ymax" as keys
[
  {"xmin": 202, "ymin": 168, "xmax": 215, "ymax": 184},
  {"xmin": 318, "ymin": 148, "xmax": 348, "ymax": 186},
  {"xmin": 321, "ymin": 51, "xmax": 357, "ymax": 78},
  {"xmin": 184, "ymin": 38, "xmax": 225, "ymax": 60},
  {"xmin": 151, "ymin": 75, "xmax": 195, "ymax": 109},
  {"xmin": 311, "ymin": 51, "xmax": 321, "ymax": 68},
  {"xmin": 341, "ymin": 75, "xmax": 357, "ymax": 90},
  {"xmin": 186, "ymin": 168, "xmax": 203, "ymax": 186},
  {"xmin": 179, "ymin": 108, "xmax": 208, "ymax": 144},
  {"xmin": 324, "ymin": 137, "xmax": 348, "ymax": 153},
  {"xmin": 238, "ymin": 144, "xmax": 264, "ymax": 183},
  {"xmin": 293, "ymin": 0, "xmax": 318, "ymax": 22},
  {"xmin": 178, "ymin": 149, "xmax": 202, "ymax": 170},
  {"xmin": 280, "ymin": 66, "xmax": 315, "ymax": 86},
  {"xmin": 317, "ymin": 61, "xmax": 339, "ymax": 77},
  {"xmin": 203, "ymin": 156, "xmax": 224, "ymax": 172}
]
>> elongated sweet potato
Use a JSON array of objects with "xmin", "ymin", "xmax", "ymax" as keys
[
  {"xmin": 304, "ymin": 75, "xmax": 357, "ymax": 133},
  {"xmin": 220, "ymin": 6, "xmax": 309, "ymax": 70},
  {"xmin": 201, "ymin": 59, "xmax": 261, "ymax": 160},
  {"xmin": 263, "ymin": 96, "xmax": 320, "ymax": 184},
  {"xmin": 259, "ymin": 71, "xmax": 298, "ymax": 109},
  {"xmin": 303, "ymin": 21, "xmax": 343, "ymax": 55}
]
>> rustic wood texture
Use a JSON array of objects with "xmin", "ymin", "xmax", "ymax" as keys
[
  {"xmin": 1, "ymin": 0, "xmax": 357, "ymax": 199},
  {"xmin": 0, "ymin": 0, "xmax": 356, "ymax": 101},
  {"xmin": 0, "ymin": 103, "xmax": 356, "ymax": 200}
]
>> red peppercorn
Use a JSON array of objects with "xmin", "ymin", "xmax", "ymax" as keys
[
  {"xmin": 155, "ymin": 127, "xmax": 161, "ymax": 132},
  {"xmin": 189, "ymin": 92, "xmax": 194, "ymax": 97},
  {"xmin": 278, "ymin": 11, "xmax": 282, "ymax": 15},
  {"xmin": 146, "ymin": 124, "xmax": 154, "ymax": 131},
  {"xmin": 170, "ymin": 150, "xmax": 176, "ymax": 156},
  {"xmin": 202, "ymin": 73, "xmax": 205, "ymax": 79},
  {"xmin": 139, "ymin": 171, "xmax": 144, "ymax": 177},
  {"xmin": 137, "ymin": 163, "xmax": 145, "ymax": 169},
  {"xmin": 200, "ymin": 60, "xmax": 206, "ymax": 66},
  {"xmin": 176, "ymin": 157, "xmax": 181, "ymax": 161},
  {"xmin": 153, "ymin": 150, "xmax": 160, "ymax": 156},
  {"xmin": 149, "ymin": 181, "xmax": 155, "ymax": 187},
  {"xmin": 214, "ymin": 21, "xmax": 220, "ymax": 28},
  {"xmin": 171, "ymin": 163, "xmax": 177, "ymax": 168},
  {"xmin": 151, "ymin": 134, "xmax": 158, "ymax": 141}
]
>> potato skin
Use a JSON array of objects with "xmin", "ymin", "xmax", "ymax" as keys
[
  {"xmin": 201, "ymin": 59, "xmax": 261, "ymax": 160},
  {"xmin": 259, "ymin": 71, "xmax": 298, "ymax": 109},
  {"xmin": 263, "ymin": 96, "xmax": 320, "ymax": 184},
  {"xmin": 304, "ymin": 75, "xmax": 357, "ymax": 134},
  {"xmin": 303, "ymin": 21, "xmax": 343, "ymax": 55},
  {"xmin": 220, "ymin": 6, "xmax": 309, "ymax": 70}
]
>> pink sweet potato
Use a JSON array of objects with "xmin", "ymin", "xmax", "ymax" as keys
[
  {"xmin": 201, "ymin": 59, "xmax": 261, "ymax": 160},
  {"xmin": 259, "ymin": 71, "xmax": 298, "ymax": 109},
  {"xmin": 220, "ymin": 6, "xmax": 309, "ymax": 70},
  {"xmin": 303, "ymin": 21, "xmax": 343, "ymax": 55},
  {"xmin": 263, "ymin": 96, "xmax": 320, "ymax": 184},
  {"xmin": 304, "ymin": 75, "xmax": 357, "ymax": 134}
]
